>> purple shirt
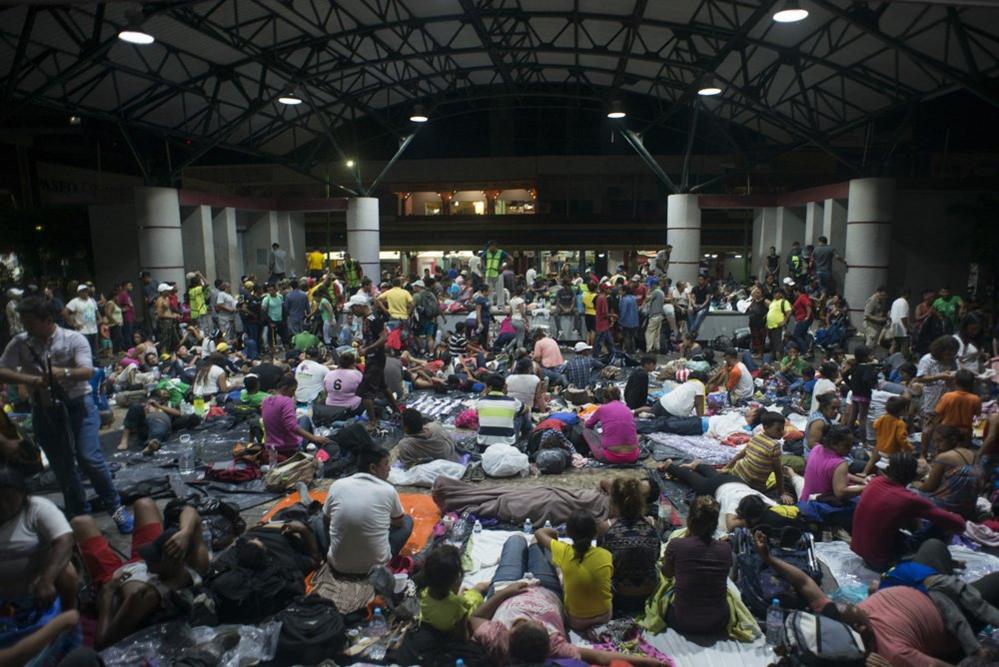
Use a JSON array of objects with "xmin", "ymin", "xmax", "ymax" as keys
[
  {"xmin": 801, "ymin": 444, "xmax": 844, "ymax": 500},
  {"xmin": 261, "ymin": 394, "xmax": 302, "ymax": 451},
  {"xmin": 585, "ymin": 400, "xmax": 638, "ymax": 447}
]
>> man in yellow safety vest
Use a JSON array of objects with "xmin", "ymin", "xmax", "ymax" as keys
[
  {"xmin": 342, "ymin": 252, "xmax": 363, "ymax": 291},
  {"xmin": 481, "ymin": 240, "xmax": 510, "ymax": 308}
]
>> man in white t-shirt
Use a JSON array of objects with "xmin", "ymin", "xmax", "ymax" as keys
[
  {"xmin": 656, "ymin": 372, "xmax": 707, "ymax": 418},
  {"xmin": 65, "ymin": 284, "xmax": 100, "ymax": 353},
  {"xmin": 215, "ymin": 282, "xmax": 238, "ymax": 341},
  {"xmin": 322, "ymin": 448, "xmax": 413, "ymax": 574},
  {"xmin": 293, "ymin": 347, "xmax": 330, "ymax": 404},
  {"xmin": 888, "ymin": 289, "xmax": 910, "ymax": 355},
  {"xmin": 525, "ymin": 266, "xmax": 537, "ymax": 288}
]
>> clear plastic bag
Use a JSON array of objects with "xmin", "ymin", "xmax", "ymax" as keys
[{"xmin": 100, "ymin": 620, "xmax": 281, "ymax": 666}]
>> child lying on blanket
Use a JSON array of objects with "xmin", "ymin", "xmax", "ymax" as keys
[{"xmin": 417, "ymin": 544, "xmax": 489, "ymax": 641}]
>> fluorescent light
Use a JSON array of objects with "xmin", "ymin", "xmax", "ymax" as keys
[
  {"xmin": 68, "ymin": 115, "xmax": 82, "ymax": 126},
  {"xmin": 409, "ymin": 105, "xmax": 429, "ymax": 123},
  {"xmin": 734, "ymin": 254, "xmax": 743, "ymax": 259},
  {"xmin": 278, "ymin": 93, "xmax": 303, "ymax": 105},
  {"xmin": 773, "ymin": 0, "xmax": 809, "ymax": 23},
  {"xmin": 697, "ymin": 76, "xmax": 722, "ymax": 96},
  {"xmin": 606, "ymin": 100, "xmax": 626, "ymax": 119},
  {"xmin": 345, "ymin": 159, "xmax": 355, "ymax": 168},
  {"xmin": 118, "ymin": 29, "xmax": 154, "ymax": 44}
]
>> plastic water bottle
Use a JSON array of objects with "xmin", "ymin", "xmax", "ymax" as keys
[
  {"xmin": 766, "ymin": 598, "xmax": 783, "ymax": 647},
  {"xmin": 544, "ymin": 519, "xmax": 552, "ymax": 530},
  {"xmin": 473, "ymin": 519, "xmax": 482, "ymax": 534},
  {"xmin": 178, "ymin": 448, "xmax": 195, "ymax": 479},
  {"xmin": 978, "ymin": 624, "xmax": 994, "ymax": 641},
  {"xmin": 268, "ymin": 445, "xmax": 278, "ymax": 468},
  {"xmin": 369, "ymin": 607, "xmax": 387, "ymax": 637},
  {"xmin": 202, "ymin": 526, "xmax": 214, "ymax": 557},
  {"xmin": 455, "ymin": 660, "xmax": 465, "ymax": 667},
  {"xmin": 523, "ymin": 517, "xmax": 533, "ymax": 534}
]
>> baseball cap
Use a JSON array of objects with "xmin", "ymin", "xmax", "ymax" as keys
[
  {"xmin": 411, "ymin": 280, "xmax": 425, "ymax": 288},
  {"xmin": 348, "ymin": 294, "xmax": 368, "ymax": 308},
  {"xmin": 157, "ymin": 283, "xmax": 172, "ymax": 293},
  {"xmin": 216, "ymin": 342, "xmax": 229, "ymax": 353},
  {"xmin": 573, "ymin": 342, "xmax": 593, "ymax": 353},
  {"xmin": 77, "ymin": 284, "xmax": 89, "ymax": 292}
]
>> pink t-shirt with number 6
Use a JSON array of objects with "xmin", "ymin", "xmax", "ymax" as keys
[{"xmin": 324, "ymin": 368, "xmax": 363, "ymax": 410}]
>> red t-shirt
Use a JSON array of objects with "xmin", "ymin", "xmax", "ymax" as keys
[
  {"xmin": 792, "ymin": 293, "xmax": 811, "ymax": 322},
  {"xmin": 595, "ymin": 294, "xmax": 611, "ymax": 332}
]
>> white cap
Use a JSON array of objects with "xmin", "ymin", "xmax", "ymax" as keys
[
  {"xmin": 348, "ymin": 294, "xmax": 368, "ymax": 307},
  {"xmin": 77, "ymin": 284, "xmax": 89, "ymax": 292},
  {"xmin": 157, "ymin": 283, "xmax": 172, "ymax": 293},
  {"xmin": 411, "ymin": 280, "xmax": 425, "ymax": 288},
  {"xmin": 573, "ymin": 341, "xmax": 593, "ymax": 353},
  {"xmin": 782, "ymin": 277, "xmax": 795, "ymax": 286}
]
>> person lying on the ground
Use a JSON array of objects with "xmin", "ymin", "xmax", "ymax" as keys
[
  {"xmin": 72, "ymin": 497, "xmax": 209, "ymax": 649},
  {"xmin": 399, "ymin": 351, "xmax": 448, "ymax": 391},
  {"xmin": 323, "ymin": 447, "xmax": 413, "ymax": 575},
  {"xmin": 0, "ymin": 466, "xmax": 77, "ymax": 611},
  {"xmin": 852, "ymin": 452, "xmax": 966, "ymax": 572},
  {"xmin": 117, "ymin": 388, "xmax": 201, "ymax": 453},
  {"xmin": 397, "ymin": 408, "xmax": 461, "ymax": 469},
  {"xmin": 757, "ymin": 529, "xmax": 998, "ymax": 666},
  {"xmin": 469, "ymin": 534, "xmax": 664, "ymax": 666}
]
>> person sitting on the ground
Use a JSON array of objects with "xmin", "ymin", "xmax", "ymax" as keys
[
  {"xmin": 804, "ymin": 391, "xmax": 840, "ymax": 460},
  {"xmin": 851, "ymin": 452, "xmax": 966, "ymax": 571},
  {"xmin": 238, "ymin": 373, "xmax": 269, "ymax": 409},
  {"xmin": 678, "ymin": 333, "xmax": 701, "ymax": 358},
  {"xmin": 597, "ymin": 476, "xmax": 659, "ymax": 613},
  {"xmin": 725, "ymin": 410, "xmax": 793, "ymax": 502},
  {"xmin": 191, "ymin": 356, "xmax": 230, "ymax": 400},
  {"xmin": 934, "ymin": 368, "xmax": 981, "ymax": 438},
  {"xmin": 322, "ymin": 351, "xmax": 364, "ymax": 417},
  {"xmin": 475, "ymin": 373, "xmax": 523, "ymax": 446},
  {"xmin": 532, "ymin": 328, "xmax": 567, "ymax": 387},
  {"xmin": 562, "ymin": 342, "xmax": 605, "ymax": 389},
  {"xmin": 322, "ymin": 448, "xmax": 413, "ymax": 575},
  {"xmin": 862, "ymin": 395, "xmax": 912, "ymax": 475},
  {"xmin": 0, "ymin": 466, "xmax": 77, "ymax": 612},
  {"xmin": 662, "ymin": 496, "xmax": 732, "ymax": 640},
  {"xmin": 534, "ymin": 510, "xmax": 613, "ymax": 632},
  {"xmin": 397, "ymin": 408, "xmax": 460, "ymax": 469},
  {"xmin": 758, "ymin": 529, "xmax": 999, "ymax": 666},
  {"xmin": 583, "ymin": 386, "xmax": 639, "ymax": 464},
  {"xmin": 469, "ymin": 534, "xmax": 661, "ymax": 666},
  {"xmin": 648, "ymin": 370, "xmax": 707, "ymax": 418},
  {"xmin": 72, "ymin": 497, "xmax": 209, "ymax": 649},
  {"xmin": 624, "ymin": 355, "xmax": 656, "ymax": 411},
  {"xmin": 809, "ymin": 361, "xmax": 840, "ymax": 413},
  {"xmin": 913, "ymin": 424, "xmax": 983, "ymax": 520},
  {"xmin": 505, "ymin": 358, "xmax": 545, "ymax": 413},
  {"xmin": 261, "ymin": 374, "xmax": 331, "ymax": 455},
  {"xmin": 293, "ymin": 346, "xmax": 329, "ymax": 404},
  {"xmin": 723, "ymin": 348, "xmax": 755, "ymax": 405},
  {"xmin": 800, "ymin": 424, "xmax": 866, "ymax": 503},
  {"xmin": 417, "ymin": 544, "xmax": 488, "ymax": 641}
]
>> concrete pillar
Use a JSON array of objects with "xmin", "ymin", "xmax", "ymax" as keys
[
  {"xmin": 346, "ymin": 197, "xmax": 380, "ymax": 282},
  {"xmin": 751, "ymin": 207, "xmax": 778, "ymax": 281},
  {"xmin": 822, "ymin": 198, "xmax": 848, "ymax": 291},
  {"xmin": 843, "ymin": 178, "xmax": 894, "ymax": 328},
  {"xmin": 804, "ymin": 201, "xmax": 822, "ymax": 247},
  {"xmin": 666, "ymin": 194, "xmax": 701, "ymax": 284},
  {"xmin": 212, "ymin": 207, "xmax": 240, "ymax": 289},
  {"xmin": 181, "ymin": 205, "xmax": 215, "ymax": 278},
  {"xmin": 288, "ymin": 212, "xmax": 306, "ymax": 276},
  {"xmin": 134, "ymin": 187, "xmax": 185, "ymax": 289},
  {"xmin": 774, "ymin": 206, "xmax": 805, "ymax": 255}
]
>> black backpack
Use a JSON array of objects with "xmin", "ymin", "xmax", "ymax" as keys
[
  {"xmin": 273, "ymin": 594, "xmax": 347, "ymax": 666},
  {"xmin": 732, "ymin": 527, "xmax": 821, "ymax": 619},
  {"xmin": 331, "ymin": 422, "xmax": 375, "ymax": 453},
  {"xmin": 784, "ymin": 610, "xmax": 865, "ymax": 666},
  {"xmin": 204, "ymin": 542, "xmax": 305, "ymax": 623},
  {"xmin": 389, "ymin": 625, "xmax": 491, "ymax": 667}
]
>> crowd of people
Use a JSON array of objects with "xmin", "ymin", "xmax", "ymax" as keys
[{"xmin": 1, "ymin": 236, "xmax": 998, "ymax": 667}]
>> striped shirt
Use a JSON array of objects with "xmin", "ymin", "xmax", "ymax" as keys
[
  {"xmin": 730, "ymin": 433, "xmax": 781, "ymax": 492},
  {"xmin": 447, "ymin": 333, "xmax": 468, "ymax": 358},
  {"xmin": 475, "ymin": 392, "xmax": 522, "ymax": 446}
]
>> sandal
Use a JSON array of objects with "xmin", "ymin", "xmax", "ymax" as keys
[{"xmin": 142, "ymin": 439, "xmax": 161, "ymax": 456}]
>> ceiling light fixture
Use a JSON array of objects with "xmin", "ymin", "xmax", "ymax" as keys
[
  {"xmin": 68, "ymin": 115, "xmax": 82, "ymax": 126},
  {"xmin": 345, "ymin": 159, "xmax": 355, "ymax": 168},
  {"xmin": 697, "ymin": 75, "xmax": 722, "ymax": 96},
  {"xmin": 278, "ymin": 91, "xmax": 303, "ymax": 105},
  {"xmin": 409, "ymin": 105, "xmax": 429, "ymax": 123},
  {"xmin": 117, "ymin": 10, "xmax": 154, "ymax": 44},
  {"xmin": 773, "ymin": 0, "xmax": 809, "ymax": 23},
  {"xmin": 606, "ymin": 100, "xmax": 627, "ymax": 119}
]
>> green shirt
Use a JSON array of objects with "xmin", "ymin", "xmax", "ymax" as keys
[
  {"xmin": 932, "ymin": 296, "xmax": 962, "ymax": 326},
  {"xmin": 292, "ymin": 331, "xmax": 320, "ymax": 352},
  {"xmin": 780, "ymin": 356, "xmax": 808, "ymax": 377},
  {"xmin": 262, "ymin": 294, "xmax": 284, "ymax": 322},
  {"xmin": 155, "ymin": 378, "xmax": 190, "ymax": 408},
  {"xmin": 188, "ymin": 285, "xmax": 207, "ymax": 318},
  {"xmin": 239, "ymin": 389, "xmax": 269, "ymax": 408},
  {"xmin": 418, "ymin": 588, "xmax": 483, "ymax": 633},
  {"xmin": 319, "ymin": 298, "xmax": 334, "ymax": 323}
]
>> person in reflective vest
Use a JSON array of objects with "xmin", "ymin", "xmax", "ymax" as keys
[
  {"xmin": 482, "ymin": 240, "xmax": 509, "ymax": 308},
  {"xmin": 343, "ymin": 253, "xmax": 363, "ymax": 290}
]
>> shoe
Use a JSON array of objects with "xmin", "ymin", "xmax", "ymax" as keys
[{"xmin": 113, "ymin": 506, "xmax": 135, "ymax": 535}]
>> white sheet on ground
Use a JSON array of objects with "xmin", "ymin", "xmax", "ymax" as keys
[
  {"xmin": 462, "ymin": 529, "xmax": 522, "ymax": 589},
  {"xmin": 388, "ymin": 459, "xmax": 467, "ymax": 487},
  {"xmin": 706, "ymin": 412, "xmax": 750, "ymax": 439},
  {"xmin": 815, "ymin": 540, "xmax": 999, "ymax": 592}
]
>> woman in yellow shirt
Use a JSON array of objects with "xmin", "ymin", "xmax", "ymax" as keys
[
  {"xmin": 765, "ymin": 287, "xmax": 792, "ymax": 360},
  {"xmin": 535, "ymin": 510, "xmax": 613, "ymax": 632},
  {"xmin": 582, "ymin": 283, "xmax": 598, "ymax": 346}
]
